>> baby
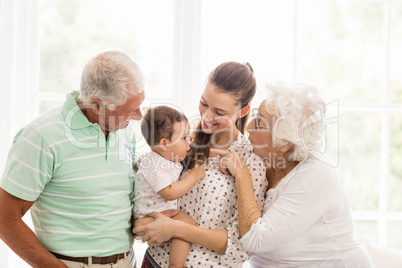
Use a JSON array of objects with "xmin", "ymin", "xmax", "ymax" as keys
[{"xmin": 132, "ymin": 105, "xmax": 205, "ymax": 268}]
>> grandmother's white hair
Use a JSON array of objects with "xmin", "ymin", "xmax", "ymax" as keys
[
  {"xmin": 80, "ymin": 51, "xmax": 144, "ymax": 106},
  {"xmin": 264, "ymin": 83, "xmax": 326, "ymax": 162}
]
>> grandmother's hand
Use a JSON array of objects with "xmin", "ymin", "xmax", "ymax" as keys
[
  {"xmin": 133, "ymin": 211, "xmax": 178, "ymax": 247},
  {"xmin": 210, "ymin": 149, "xmax": 248, "ymax": 177}
]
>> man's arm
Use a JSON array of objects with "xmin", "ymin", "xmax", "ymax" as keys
[{"xmin": 0, "ymin": 188, "xmax": 67, "ymax": 268}]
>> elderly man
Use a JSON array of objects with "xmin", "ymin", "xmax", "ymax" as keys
[{"xmin": 0, "ymin": 51, "xmax": 145, "ymax": 268}]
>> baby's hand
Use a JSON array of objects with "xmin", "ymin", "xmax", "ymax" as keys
[{"xmin": 189, "ymin": 164, "xmax": 206, "ymax": 181}]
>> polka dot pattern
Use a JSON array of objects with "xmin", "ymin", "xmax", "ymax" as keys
[{"xmin": 147, "ymin": 134, "xmax": 268, "ymax": 267}]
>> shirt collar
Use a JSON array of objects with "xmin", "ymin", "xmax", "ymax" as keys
[{"xmin": 62, "ymin": 91, "xmax": 93, "ymax": 130}]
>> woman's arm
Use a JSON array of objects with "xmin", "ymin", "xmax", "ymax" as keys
[
  {"xmin": 134, "ymin": 211, "xmax": 228, "ymax": 253},
  {"xmin": 233, "ymin": 168, "xmax": 262, "ymax": 237},
  {"xmin": 133, "ymin": 209, "xmax": 179, "ymax": 236},
  {"xmin": 211, "ymin": 149, "xmax": 262, "ymax": 237}
]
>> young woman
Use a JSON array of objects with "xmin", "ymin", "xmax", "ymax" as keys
[{"xmin": 134, "ymin": 62, "xmax": 268, "ymax": 267}]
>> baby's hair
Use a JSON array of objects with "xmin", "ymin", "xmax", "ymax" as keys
[{"xmin": 141, "ymin": 106, "xmax": 188, "ymax": 147}]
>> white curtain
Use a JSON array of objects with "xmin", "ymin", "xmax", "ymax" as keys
[{"xmin": 0, "ymin": 0, "xmax": 39, "ymax": 267}]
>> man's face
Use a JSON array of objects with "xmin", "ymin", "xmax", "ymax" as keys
[{"xmin": 98, "ymin": 91, "xmax": 145, "ymax": 131}]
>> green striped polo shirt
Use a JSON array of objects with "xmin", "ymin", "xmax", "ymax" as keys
[{"xmin": 0, "ymin": 91, "xmax": 136, "ymax": 257}]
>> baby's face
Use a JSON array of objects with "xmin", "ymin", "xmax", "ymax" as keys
[{"xmin": 164, "ymin": 121, "xmax": 191, "ymax": 162}]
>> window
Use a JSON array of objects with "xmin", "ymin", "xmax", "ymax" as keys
[
  {"xmin": 39, "ymin": 0, "xmax": 174, "ymax": 106},
  {"xmin": 201, "ymin": 0, "xmax": 402, "ymax": 249},
  {"xmin": 295, "ymin": 0, "xmax": 402, "ymax": 248},
  {"xmin": 1, "ymin": 0, "xmax": 402, "ymax": 267},
  {"xmin": 38, "ymin": 0, "xmax": 176, "ymax": 157},
  {"xmin": 201, "ymin": 0, "xmax": 295, "ymax": 102}
]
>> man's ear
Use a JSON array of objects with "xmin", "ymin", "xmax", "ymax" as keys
[
  {"xmin": 89, "ymin": 98, "xmax": 102, "ymax": 115},
  {"xmin": 158, "ymin": 138, "xmax": 169, "ymax": 152},
  {"xmin": 240, "ymin": 105, "xmax": 251, "ymax": 118}
]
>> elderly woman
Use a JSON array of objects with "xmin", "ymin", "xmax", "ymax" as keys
[{"xmin": 212, "ymin": 83, "xmax": 373, "ymax": 267}]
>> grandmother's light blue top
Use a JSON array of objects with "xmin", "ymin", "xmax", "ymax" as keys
[{"xmin": 1, "ymin": 91, "xmax": 136, "ymax": 257}]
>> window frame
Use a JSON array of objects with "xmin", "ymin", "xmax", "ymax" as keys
[{"xmin": 3, "ymin": 0, "xmax": 402, "ymax": 253}]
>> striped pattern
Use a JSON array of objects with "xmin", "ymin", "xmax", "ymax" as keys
[{"xmin": 0, "ymin": 91, "xmax": 136, "ymax": 257}]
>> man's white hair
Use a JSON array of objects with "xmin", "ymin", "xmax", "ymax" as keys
[
  {"xmin": 264, "ymin": 83, "xmax": 327, "ymax": 161},
  {"xmin": 80, "ymin": 51, "xmax": 144, "ymax": 106}
]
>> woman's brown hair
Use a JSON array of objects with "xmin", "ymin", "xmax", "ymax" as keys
[{"xmin": 182, "ymin": 61, "xmax": 256, "ymax": 170}]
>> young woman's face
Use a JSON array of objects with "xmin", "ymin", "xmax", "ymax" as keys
[{"xmin": 198, "ymin": 83, "xmax": 240, "ymax": 136}]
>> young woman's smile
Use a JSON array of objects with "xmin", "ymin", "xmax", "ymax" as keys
[{"xmin": 198, "ymin": 82, "xmax": 239, "ymax": 136}]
